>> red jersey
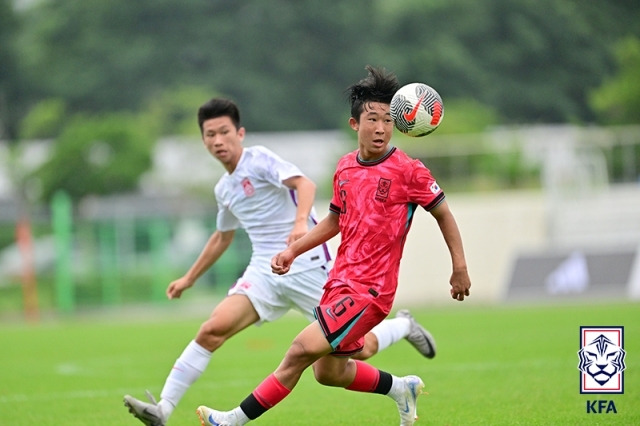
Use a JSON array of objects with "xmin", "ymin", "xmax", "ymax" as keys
[{"xmin": 327, "ymin": 147, "xmax": 444, "ymax": 308}]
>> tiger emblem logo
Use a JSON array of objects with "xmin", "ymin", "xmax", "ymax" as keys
[
  {"xmin": 578, "ymin": 334, "xmax": 626, "ymax": 387},
  {"xmin": 375, "ymin": 178, "xmax": 392, "ymax": 202}
]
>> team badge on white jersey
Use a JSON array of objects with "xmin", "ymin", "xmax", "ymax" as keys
[{"xmin": 241, "ymin": 177, "xmax": 255, "ymax": 197}]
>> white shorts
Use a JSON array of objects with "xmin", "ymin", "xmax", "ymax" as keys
[{"xmin": 227, "ymin": 265, "xmax": 327, "ymax": 324}]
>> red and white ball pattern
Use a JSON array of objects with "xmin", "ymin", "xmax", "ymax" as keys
[{"xmin": 390, "ymin": 83, "xmax": 444, "ymax": 137}]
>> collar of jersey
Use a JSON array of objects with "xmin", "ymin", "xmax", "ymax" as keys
[{"xmin": 357, "ymin": 146, "xmax": 396, "ymax": 166}]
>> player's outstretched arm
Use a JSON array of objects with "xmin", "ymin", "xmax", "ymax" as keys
[
  {"xmin": 429, "ymin": 201, "xmax": 471, "ymax": 301},
  {"xmin": 272, "ymin": 212, "xmax": 339, "ymax": 275},
  {"xmin": 167, "ymin": 229, "xmax": 235, "ymax": 299}
]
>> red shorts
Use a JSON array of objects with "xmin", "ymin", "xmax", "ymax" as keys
[{"xmin": 313, "ymin": 284, "xmax": 388, "ymax": 356}]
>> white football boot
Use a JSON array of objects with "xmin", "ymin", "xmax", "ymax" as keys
[
  {"xmin": 196, "ymin": 406, "xmax": 240, "ymax": 426},
  {"xmin": 393, "ymin": 375, "xmax": 425, "ymax": 426}
]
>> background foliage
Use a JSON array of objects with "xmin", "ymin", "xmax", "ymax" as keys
[
  {"xmin": 0, "ymin": 0, "xmax": 639, "ymax": 202},
  {"xmin": 30, "ymin": 113, "xmax": 155, "ymax": 201},
  {"xmin": 2, "ymin": 0, "xmax": 639, "ymax": 140}
]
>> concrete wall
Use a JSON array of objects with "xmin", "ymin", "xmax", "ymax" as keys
[
  {"xmin": 323, "ymin": 186, "xmax": 640, "ymax": 307},
  {"xmin": 395, "ymin": 190, "xmax": 549, "ymax": 306}
]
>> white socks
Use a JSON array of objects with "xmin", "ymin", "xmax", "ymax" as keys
[
  {"xmin": 231, "ymin": 407, "xmax": 251, "ymax": 425},
  {"xmin": 158, "ymin": 340, "xmax": 212, "ymax": 417},
  {"xmin": 387, "ymin": 375, "xmax": 407, "ymax": 400},
  {"xmin": 369, "ymin": 317, "xmax": 410, "ymax": 352}
]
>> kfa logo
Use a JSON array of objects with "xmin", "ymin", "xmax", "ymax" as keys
[
  {"xmin": 586, "ymin": 400, "xmax": 617, "ymax": 414},
  {"xmin": 578, "ymin": 326, "xmax": 626, "ymax": 394}
]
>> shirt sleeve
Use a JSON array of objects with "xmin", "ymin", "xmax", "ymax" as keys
[
  {"xmin": 215, "ymin": 197, "xmax": 240, "ymax": 232},
  {"xmin": 254, "ymin": 146, "xmax": 305, "ymax": 186},
  {"xmin": 408, "ymin": 160, "xmax": 445, "ymax": 210}
]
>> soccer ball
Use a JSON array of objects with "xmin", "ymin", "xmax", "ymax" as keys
[{"xmin": 390, "ymin": 83, "xmax": 444, "ymax": 137}]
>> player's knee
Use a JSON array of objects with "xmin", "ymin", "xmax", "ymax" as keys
[
  {"xmin": 286, "ymin": 339, "xmax": 317, "ymax": 365},
  {"xmin": 195, "ymin": 321, "xmax": 228, "ymax": 351},
  {"xmin": 280, "ymin": 338, "xmax": 324, "ymax": 375}
]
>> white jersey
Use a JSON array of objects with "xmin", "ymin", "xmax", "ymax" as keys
[{"xmin": 214, "ymin": 145, "xmax": 331, "ymax": 274}]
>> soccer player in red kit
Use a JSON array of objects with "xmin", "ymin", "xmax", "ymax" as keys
[{"xmin": 196, "ymin": 66, "xmax": 471, "ymax": 426}]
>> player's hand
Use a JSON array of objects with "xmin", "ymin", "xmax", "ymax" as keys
[
  {"xmin": 449, "ymin": 268, "xmax": 471, "ymax": 301},
  {"xmin": 271, "ymin": 250, "xmax": 294, "ymax": 275},
  {"xmin": 166, "ymin": 276, "xmax": 193, "ymax": 300}
]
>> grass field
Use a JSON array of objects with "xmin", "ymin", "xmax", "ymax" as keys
[{"xmin": 1, "ymin": 301, "xmax": 638, "ymax": 425}]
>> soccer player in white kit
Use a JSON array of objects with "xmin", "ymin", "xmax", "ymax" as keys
[{"xmin": 123, "ymin": 98, "xmax": 436, "ymax": 426}]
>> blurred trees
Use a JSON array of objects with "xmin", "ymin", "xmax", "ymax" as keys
[
  {"xmin": 0, "ymin": 0, "xmax": 27, "ymax": 141},
  {"xmin": 3, "ymin": 0, "xmax": 635, "ymax": 138},
  {"xmin": 18, "ymin": 98, "xmax": 67, "ymax": 140},
  {"xmin": 1, "ymin": 0, "xmax": 639, "ymax": 202},
  {"xmin": 15, "ymin": 0, "xmax": 218, "ymax": 115},
  {"xmin": 376, "ymin": 0, "xmax": 636, "ymax": 124},
  {"xmin": 31, "ymin": 113, "xmax": 154, "ymax": 202},
  {"xmin": 590, "ymin": 36, "xmax": 640, "ymax": 125}
]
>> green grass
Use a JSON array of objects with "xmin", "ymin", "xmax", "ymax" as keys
[{"xmin": 1, "ymin": 301, "xmax": 638, "ymax": 425}]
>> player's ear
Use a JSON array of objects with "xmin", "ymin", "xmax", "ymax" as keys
[
  {"xmin": 348, "ymin": 117, "xmax": 359, "ymax": 132},
  {"xmin": 237, "ymin": 126, "xmax": 246, "ymax": 139}
]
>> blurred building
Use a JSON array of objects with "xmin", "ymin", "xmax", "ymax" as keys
[{"xmin": 1, "ymin": 125, "xmax": 639, "ymax": 309}]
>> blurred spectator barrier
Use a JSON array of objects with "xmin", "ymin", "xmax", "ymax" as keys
[{"xmin": 0, "ymin": 193, "xmax": 251, "ymax": 316}]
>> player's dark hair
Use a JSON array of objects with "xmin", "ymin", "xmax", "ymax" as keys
[
  {"xmin": 346, "ymin": 65, "xmax": 400, "ymax": 121},
  {"xmin": 197, "ymin": 98, "xmax": 241, "ymax": 133}
]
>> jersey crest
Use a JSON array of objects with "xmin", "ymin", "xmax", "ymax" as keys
[
  {"xmin": 241, "ymin": 177, "xmax": 255, "ymax": 197},
  {"xmin": 375, "ymin": 178, "xmax": 392, "ymax": 202}
]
